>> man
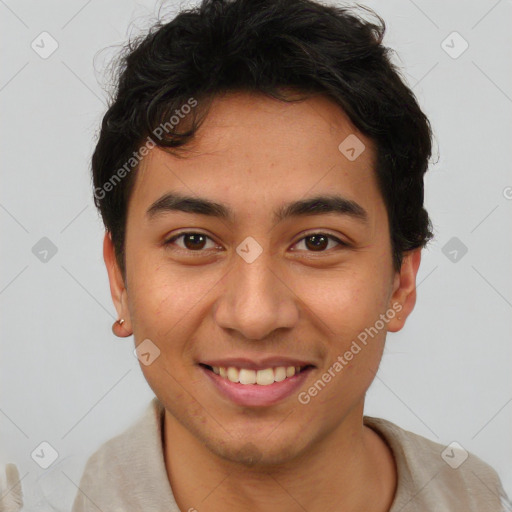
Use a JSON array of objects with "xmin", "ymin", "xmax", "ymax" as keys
[{"xmin": 72, "ymin": 0, "xmax": 510, "ymax": 510}]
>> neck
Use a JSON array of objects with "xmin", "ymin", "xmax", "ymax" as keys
[{"xmin": 163, "ymin": 405, "xmax": 397, "ymax": 512}]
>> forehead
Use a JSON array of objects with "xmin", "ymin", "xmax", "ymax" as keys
[{"xmin": 130, "ymin": 91, "xmax": 381, "ymax": 220}]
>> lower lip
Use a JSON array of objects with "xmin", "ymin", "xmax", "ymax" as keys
[{"xmin": 200, "ymin": 365, "xmax": 313, "ymax": 407}]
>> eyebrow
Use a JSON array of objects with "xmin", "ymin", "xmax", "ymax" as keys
[{"xmin": 146, "ymin": 192, "xmax": 368, "ymax": 224}]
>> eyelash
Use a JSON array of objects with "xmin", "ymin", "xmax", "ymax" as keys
[{"xmin": 163, "ymin": 231, "xmax": 349, "ymax": 253}]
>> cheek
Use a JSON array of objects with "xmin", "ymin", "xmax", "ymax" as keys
[
  {"xmin": 127, "ymin": 268, "xmax": 208, "ymax": 401},
  {"xmin": 299, "ymin": 267, "xmax": 391, "ymax": 333},
  {"xmin": 303, "ymin": 275, "xmax": 390, "ymax": 409},
  {"xmin": 127, "ymin": 256, "xmax": 225, "ymax": 345},
  {"xmin": 300, "ymin": 266, "xmax": 391, "ymax": 388},
  {"xmin": 129, "ymin": 279, "xmax": 193, "ymax": 341}
]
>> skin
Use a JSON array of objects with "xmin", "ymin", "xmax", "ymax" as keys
[{"xmin": 104, "ymin": 90, "xmax": 421, "ymax": 512}]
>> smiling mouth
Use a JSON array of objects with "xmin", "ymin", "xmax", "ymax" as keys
[{"xmin": 199, "ymin": 363, "xmax": 315, "ymax": 385}]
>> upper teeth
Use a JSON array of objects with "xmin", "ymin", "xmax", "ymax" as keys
[{"xmin": 212, "ymin": 366, "xmax": 302, "ymax": 385}]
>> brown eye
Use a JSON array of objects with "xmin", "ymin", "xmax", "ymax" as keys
[
  {"xmin": 293, "ymin": 233, "xmax": 346, "ymax": 252},
  {"xmin": 305, "ymin": 234, "xmax": 329, "ymax": 251},
  {"xmin": 183, "ymin": 233, "xmax": 207, "ymax": 250},
  {"xmin": 165, "ymin": 232, "xmax": 217, "ymax": 251}
]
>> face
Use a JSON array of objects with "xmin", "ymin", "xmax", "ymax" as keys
[{"xmin": 105, "ymin": 91, "xmax": 420, "ymax": 466}]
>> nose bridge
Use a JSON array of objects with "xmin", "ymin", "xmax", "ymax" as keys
[{"xmin": 214, "ymin": 247, "xmax": 299, "ymax": 340}]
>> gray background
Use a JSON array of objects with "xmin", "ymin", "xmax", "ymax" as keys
[{"xmin": 1, "ymin": 0, "xmax": 511, "ymax": 509}]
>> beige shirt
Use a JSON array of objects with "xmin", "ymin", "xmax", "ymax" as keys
[{"xmin": 72, "ymin": 397, "xmax": 510, "ymax": 511}]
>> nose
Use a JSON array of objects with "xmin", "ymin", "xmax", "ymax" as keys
[{"xmin": 213, "ymin": 249, "xmax": 300, "ymax": 341}]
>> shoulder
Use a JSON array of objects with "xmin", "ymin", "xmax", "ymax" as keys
[
  {"xmin": 80, "ymin": 398, "xmax": 158, "ymax": 472},
  {"xmin": 72, "ymin": 397, "xmax": 177, "ymax": 512},
  {"xmin": 364, "ymin": 416, "xmax": 511, "ymax": 512}
]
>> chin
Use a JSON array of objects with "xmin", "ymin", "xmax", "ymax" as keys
[{"xmin": 204, "ymin": 431, "xmax": 309, "ymax": 468}]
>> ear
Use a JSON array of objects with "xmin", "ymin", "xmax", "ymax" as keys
[
  {"xmin": 103, "ymin": 231, "xmax": 132, "ymax": 337},
  {"xmin": 386, "ymin": 248, "xmax": 422, "ymax": 332}
]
